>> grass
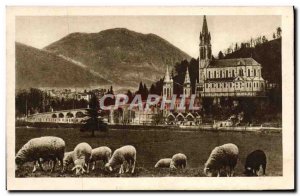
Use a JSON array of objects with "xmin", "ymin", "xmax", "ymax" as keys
[{"xmin": 15, "ymin": 128, "xmax": 282, "ymax": 177}]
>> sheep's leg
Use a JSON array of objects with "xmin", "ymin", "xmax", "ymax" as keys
[
  {"xmin": 92, "ymin": 161, "xmax": 96, "ymax": 171},
  {"xmin": 126, "ymin": 160, "xmax": 131, "ymax": 173},
  {"xmin": 38, "ymin": 159, "xmax": 44, "ymax": 171},
  {"xmin": 86, "ymin": 163, "xmax": 90, "ymax": 174},
  {"xmin": 50, "ymin": 159, "xmax": 56, "ymax": 173},
  {"xmin": 262, "ymin": 163, "xmax": 266, "ymax": 175},
  {"xmin": 119, "ymin": 164, "xmax": 124, "ymax": 174},
  {"xmin": 32, "ymin": 161, "xmax": 38, "ymax": 173},
  {"xmin": 59, "ymin": 158, "xmax": 64, "ymax": 173},
  {"xmin": 131, "ymin": 159, "xmax": 136, "ymax": 174}
]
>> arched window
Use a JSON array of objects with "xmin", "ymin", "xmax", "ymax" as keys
[
  {"xmin": 248, "ymin": 69, "xmax": 250, "ymax": 77},
  {"xmin": 239, "ymin": 69, "xmax": 243, "ymax": 76},
  {"xmin": 208, "ymin": 71, "xmax": 210, "ymax": 78},
  {"xmin": 254, "ymin": 69, "xmax": 256, "ymax": 77},
  {"xmin": 66, "ymin": 112, "xmax": 74, "ymax": 118},
  {"xmin": 214, "ymin": 71, "xmax": 216, "ymax": 78},
  {"xmin": 220, "ymin": 71, "xmax": 222, "ymax": 78},
  {"xmin": 226, "ymin": 70, "xmax": 228, "ymax": 78},
  {"xmin": 75, "ymin": 112, "xmax": 84, "ymax": 118},
  {"xmin": 232, "ymin": 70, "xmax": 235, "ymax": 77},
  {"xmin": 52, "ymin": 114, "xmax": 57, "ymax": 118},
  {"xmin": 58, "ymin": 113, "xmax": 64, "ymax": 118}
]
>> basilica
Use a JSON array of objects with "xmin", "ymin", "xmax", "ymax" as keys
[{"xmin": 163, "ymin": 16, "xmax": 266, "ymax": 99}]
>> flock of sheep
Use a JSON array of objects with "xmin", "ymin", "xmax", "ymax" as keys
[{"xmin": 15, "ymin": 136, "xmax": 267, "ymax": 177}]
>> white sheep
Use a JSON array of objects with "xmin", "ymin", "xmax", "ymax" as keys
[
  {"xmin": 105, "ymin": 145, "xmax": 136, "ymax": 174},
  {"xmin": 170, "ymin": 153, "xmax": 187, "ymax": 169},
  {"xmin": 62, "ymin": 151, "xmax": 74, "ymax": 171},
  {"xmin": 15, "ymin": 136, "xmax": 65, "ymax": 173},
  {"xmin": 204, "ymin": 143, "xmax": 239, "ymax": 177},
  {"xmin": 154, "ymin": 158, "xmax": 172, "ymax": 168},
  {"xmin": 90, "ymin": 146, "xmax": 112, "ymax": 170},
  {"xmin": 70, "ymin": 142, "xmax": 92, "ymax": 175}
]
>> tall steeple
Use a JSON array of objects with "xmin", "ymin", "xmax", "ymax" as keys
[
  {"xmin": 197, "ymin": 15, "xmax": 212, "ymax": 98},
  {"xmin": 184, "ymin": 68, "xmax": 191, "ymax": 84},
  {"xmin": 164, "ymin": 65, "xmax": 171, "ymax": 82},
  {"xmin": 183, "ymin": 67, "xmax": 191, "ymax": 97},
  {"xmin": 199, "ymin": 15, "xmax": 212, "ymax": 60},
  {"xmin": 202, "ymin": 15, "xmax": 209, "ymax": 35},
  {"xmin": 163, "ymin": 66, "xmax": 173, "ymax": 98}
]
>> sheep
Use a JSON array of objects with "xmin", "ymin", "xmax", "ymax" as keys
[
  {"xmin": 154, "ymin": 158, "xmax": 172, "ymax": 168},
  {"xmin": 90, "ymin": 146, "xmax": 112, "ymax": 170},
  {"xmin": 170, "ymin": 153, "xmax": 187, "ymax": 169},
  {"xmin": 204, "ymin": 143, "xmax": 239, "ymax": 177},
  {"xmin": 62, "ymin": 151, "xmax": 74, "ymax": 171},
  {"xmin": 105, "ymin": 145, "xmax": 136, "ymax": 174},
  {"xmin": 244, "ymin": 150, "xmax": 267, "ymax": 176},
  {"xmin": 15, "ymin": 136, "xmax": 65, "ymax": 173},
  {"xmin": 70, "ymin": 142, "xmax": 92, "ymax": 175}
]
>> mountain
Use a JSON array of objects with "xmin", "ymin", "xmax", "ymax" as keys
[
  {"xmin": 16, "ymin": 42, "xmax": 111, "ymax": 89},
  {"xmin": 224, "ymin": 38, "xmax": 282, "ymax": 85},
  {"xmin": 44, "ymin": 28, "xmax": 191, "ymax": 90}
]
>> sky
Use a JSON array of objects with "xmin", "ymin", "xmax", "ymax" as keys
[{"xmin": 16, "ymin": 15, "xmax": 281, "ymax": 58}]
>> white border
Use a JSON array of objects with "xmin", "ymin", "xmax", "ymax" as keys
[{"xmin": 6, "ymin": 6, "xmax": 294, "ymax": 190}]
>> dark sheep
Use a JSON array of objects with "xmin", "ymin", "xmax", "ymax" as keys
[{"xmin": 244, "ymin": 150, "xmax": 267, "ymax": 176}]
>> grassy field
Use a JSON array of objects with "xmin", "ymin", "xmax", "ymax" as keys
[{"xmin": 15, "ymin": 128, "xmax": 282, "ymax": 177}]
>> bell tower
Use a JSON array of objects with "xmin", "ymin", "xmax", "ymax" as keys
[{"xmin": 197, "ymin": 15, "xmax": 212, "ymax": 97}]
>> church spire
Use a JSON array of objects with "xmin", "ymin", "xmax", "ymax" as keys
[
  {"xmin": 164, "ymin": 66, "xmax": 171, "ymax": 82},
  {"xmin": 202, "ymin": 15, "xmax": 209, "ymax": 35},
  {"xmin": 184, "ymin": 67, "xmax": 191, "ymax": 84}
]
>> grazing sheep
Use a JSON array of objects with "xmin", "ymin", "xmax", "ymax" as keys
[
  {"xmin": 105, "ymin": 145, "xmax": 136, "ymax": 174},
  {"xmin": 71, "ymin": 142, "xmax": 92, "ymax": 175},
  {"xmin": 155, "ymin": 158, "xmax": 172, "ymax": 168},
  {"xmin": 244, "ymin": 150, "xmax": 267, "ymax": 176},
  {"xmin": 62, "ymin": 151, "xmax": 74, "ymax": 171},
  {"xmin": 90, "ymin": 146, "xmax": 112, "ymax": 170},
  {"xmin": 204, "ymin": 143, "xmax": 239, "ymax": 177},
  {"xmin": 15, "ymin": 136, "xmax": 65, "ymax": 173},
  {"xmin": 170, "ymin": 153, "xmax": 187, "ymax": 169}
]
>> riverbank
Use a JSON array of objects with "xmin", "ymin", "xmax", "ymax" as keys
[{"xmin": 16, "ymin": 121, "xmax": 281, "ymax": 133}]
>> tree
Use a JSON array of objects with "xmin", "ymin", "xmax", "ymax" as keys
[
  {"xmin": 276, "ymin": 27, "xmax": 282, "ymax": 38},
  {"xmin": 218, "ymin": 51, "xmax": 224, "ymax": 59},
  {"xmin": 109, "ymin": 86, "xmax": 114, "ymax": 95},
  {"xmin": 81, "ymin": 93, "xmax": 107, "ymax": 137},
  {"xmin": 262, "ymin": 36, "xmax": 268, "ymax": 43}
]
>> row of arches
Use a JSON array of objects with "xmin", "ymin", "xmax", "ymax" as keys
[
  {"xmin": 51, "ymin": 111, "xmax": 85, "ymax": 119},
  {"xmin": 166, "ymin": 112, "xmax": 202, "ymax": 125}
]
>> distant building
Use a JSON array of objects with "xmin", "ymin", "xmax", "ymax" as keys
[
  {"xmin": 162, "ymin": 16, "xmax": 266, "ymax": 99},
  {"xmin": 195, "ymin": 15, "xmax": 266, "ymax": 97}
]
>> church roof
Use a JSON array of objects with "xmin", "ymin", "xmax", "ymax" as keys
[
  {"xmin": 208, "ymin": 58, "xmax": 260, "ymax": 68},
  {"xmin": 206, "ymin": 77, "xmax": 235, "ymax": 82}
]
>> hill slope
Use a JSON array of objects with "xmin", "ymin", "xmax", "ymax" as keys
[
  {"xmin": 224, "ymin": 38, "xmax": 281, "ymax": 84},
  {"xmin": 44, "ymin": 28, "xmax": 191, "ymax": 90},
  {"xmin": 16, "ymin": 42, "xmax": 111, "ymax": 89}
]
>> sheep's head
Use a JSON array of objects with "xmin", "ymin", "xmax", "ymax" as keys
[
  {"xmin": 15, "ymin": 157, "xmax": 24, "ymax": 171},
  {"xmin": 105, "ymin": 163, "xmax": 113, "ymax": 172},
  {"xmin": 72, "ymin": 165, "xmax": 86, "ymax": 175},
  {"xmin": 204, "ymin": 167, "xmax": 213, "ymax": 177},
  {"xmin": 73, "ymin": 159, "xmax": 86, "ymax": 175},
  {"xmin": 244, "ymin": 167, "xmax": 255, "ymax": 176}
]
